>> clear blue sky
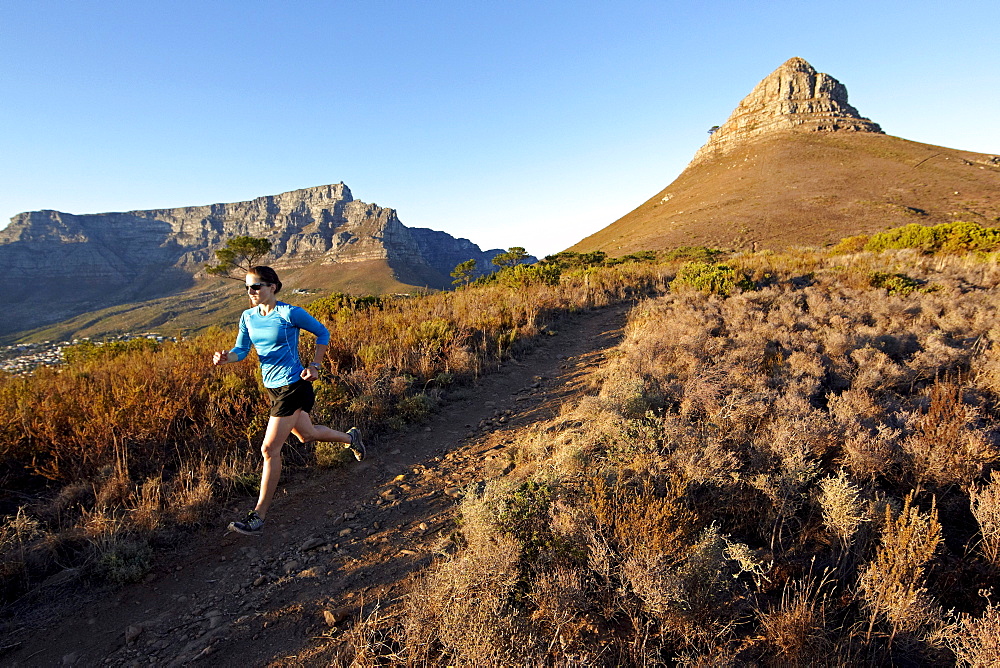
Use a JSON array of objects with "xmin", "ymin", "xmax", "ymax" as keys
[{"xmin": 3, "ymin": 1, "xmax": 998, "ymax": 258}]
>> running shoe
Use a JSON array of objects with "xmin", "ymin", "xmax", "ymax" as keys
[
  {"xmin": 346, "ymin": 427, "xmax": 366, "ymax": 461},
  {"xmin": 228, "ymin": 510, "xmax": 264, "ymax": 536}
]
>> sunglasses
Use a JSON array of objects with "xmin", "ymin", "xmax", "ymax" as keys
[{"xmin": 246, "ymin": 283, "xmax": 270, "ymax": 292}]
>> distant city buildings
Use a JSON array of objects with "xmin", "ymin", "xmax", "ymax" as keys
[{"xmin": 0, "ymin": 333, "xmax": 171, "ymax": 375}]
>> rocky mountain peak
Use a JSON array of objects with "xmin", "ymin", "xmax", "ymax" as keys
[{"xmin": 691, "ymin": 57, "xmax": 883, "ymax": 164}]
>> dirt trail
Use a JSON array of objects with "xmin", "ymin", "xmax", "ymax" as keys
[{"xmin": 4, "ymin": 303, "xmax": 630, "ymax": 667}]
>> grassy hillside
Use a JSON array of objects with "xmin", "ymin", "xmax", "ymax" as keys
[
  {"xmin": 571, "ymin": 132, "xmax": 1000, "ymax": 255},
  {"xmin": 13, "ymin": 282, "xmax": 246, "ymax": 344},
  {"xmin": 279, "ymin": 257, "xmax": 435, "ymax": 297},
  {"xmin": 9, "ymin": 259, "xmax": 427, "ymax": 345}
]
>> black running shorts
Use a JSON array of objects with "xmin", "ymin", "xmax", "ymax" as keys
[{"xmin": 266, "ymin": 379, "xmax": 315, "ymax": 417}]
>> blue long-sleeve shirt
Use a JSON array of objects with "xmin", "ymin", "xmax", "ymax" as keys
[{"xmin": 230, "ymin": 302, "xmax": 331, "ymax": 388}]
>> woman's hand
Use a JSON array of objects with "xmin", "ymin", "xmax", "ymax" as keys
[
  {"xmin": 300, "ymin": 365, "xmax": 320, "ymax": 381},
  {"xmin": 212, "ymin": 351, "xmax": 231, "ymax": 366}
]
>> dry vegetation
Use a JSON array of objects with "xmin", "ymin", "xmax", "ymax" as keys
[
  {"xmin": 7, "ymin": 224, "xmax": 1000, "ymax": 665},
  {"xmin": 339, "ymin": 243, "xmax": 1000, "ymax": 666},
  {"xmin": 0, "ymin": 260, "xmax": 671, "ymax": 604}
]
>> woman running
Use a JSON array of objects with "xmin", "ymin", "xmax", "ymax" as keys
[{"xmin": 212, "ymin": 265, "xmax": 365, "ymax": 536}]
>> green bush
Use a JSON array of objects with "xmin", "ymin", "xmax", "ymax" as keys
[
  {"xmin": 541, "ymin": 251, "xmax": 608, "ymax": 269},
  {"xmin": 412, "ymin": 318, "xmax": 455, "ymax": 347},
  {"xmin": 671, "ymin": 261, "xmax": 754, "ymax": 296},
  {"xmin": 830, "ymin": 234, "xmax": 870, "ymax": 254},
  {"xmin": 315, "ymin": 441, "xmax": 353, "ymax": 468},
  {"xmin": 95, "ymin": 537, "xmax": 152, "ymax": 586},
  {"xmin": 306, "ymin": 292, "xmax": 385, "ymax": 320},
  {"xmin": 226, "ymin": 471, "xmax": 260, "ymax": 496},
  {"xmin": 477, "ymin": 263, "xmax": 562, "ymax": 288},
  {"xmin": 662, "ymin": 246, "xmax": 725, "ymax": 263},
  {"xmin": 496, "ymin": 481, "xmax": 554, "ymax": 560},
  {"xmin": 613, "ymin": 250, "xmax": 661, "ymax": 264},
  {"xmin": 869, "ymin": 271, "xmax": 927, "ymax": 295},
  {"xmin": 542, "ymin": 249, "xmax": 662, "ymax": 269},
  {"xmin": 847, "ymin": 221, "xmax": 1000, "ymax": 255},
  {"xmin": 397, "ymin": 392, "xmax": 436, "ymax": 423}
]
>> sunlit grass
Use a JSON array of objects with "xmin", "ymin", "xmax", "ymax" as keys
[
  {"xmin": 341, "ymin": 247, "xmax": 1000, "ymax": 665},
  {"xmin": 0, "ymin": 258, "xmax": 671, "ymax": 600}
]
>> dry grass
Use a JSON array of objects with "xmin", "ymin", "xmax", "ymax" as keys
[
  {"xmin": 0, "ymin": 259, "xmax": 671, "ymax": 604},
  {"xmin": 9, "ymin": 245, "xmax": 1000, "ymax": 664},
  {"xmin": 339, "ymin": 248, "xmax": 1000, "ymax": 665},
  {"xmin": 759, "ymin": 569, "xmax": 834, "ymax": 662},
  {"xmin": 402, "ymin": 535, "xmax": 526, "ymax": 665}
]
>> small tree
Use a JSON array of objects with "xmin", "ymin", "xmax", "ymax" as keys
[
  {"xmin": 491, "ymin": 247, "xmax": 530, "ymax": 270},
  {"xmin": 205, "ymin": 236, "xmax": 272, "ymax": 279},
  {"xmin": 708, "ymin": 125, "xmax": 721, "ymax": 135},
  {"xmin": 451, "ymin": 259, "xmax": 477, "ymax": 287}
]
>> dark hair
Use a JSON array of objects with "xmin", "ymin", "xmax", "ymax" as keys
[{"xmin": 249, "ymin": 265, "xmax": 282, "ymax": 294}]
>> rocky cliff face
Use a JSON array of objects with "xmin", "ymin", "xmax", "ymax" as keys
[
  {"xmin": 0, "ymin": 184, "xmax": 510, "ymax": 337},
  {"xmin": 691, "ymin": 57, "xmax": 882, "ymax": 165},
  {"xmin": 407, "ymin": 227, "xmax": 505, "ymax": 278}
]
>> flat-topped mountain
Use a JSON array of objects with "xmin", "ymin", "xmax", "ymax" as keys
[
  {"xmin": 571, "ymin": 58, "xmax": 1000, "ymax": 254},
  {"xmin": 0, "ymin": 184, "xmax": 512, "ymax": 340}
]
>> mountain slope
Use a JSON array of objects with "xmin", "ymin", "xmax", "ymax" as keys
[{"xmin": 570, "ymin": 58, "xmax": 1000, "ymax": 254}]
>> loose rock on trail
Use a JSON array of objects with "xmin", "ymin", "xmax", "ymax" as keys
[{"xmin": 3, "ymin": 303, "xmax": 629, "ymax": 667}]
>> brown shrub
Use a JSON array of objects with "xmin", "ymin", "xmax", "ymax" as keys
[
  {"xmin": 403, "ymin": 536, "xmax": 527, "ymax": 665},
  {"xmin": 528, "ymin": 565, "xmax": 596, "ymax": 660},
  {"xmin": 947, "ymin": 603, "xmax": 1000, "ymax": 667},
  {"xmin": 970, "ymin": 471, "xmax": 1000, "ymax": 566},
  {"xmin": 859, "ymin": 494, "xmax": 942, "ymax": 640},
  {"xmin": 759, "ymin": 571, "xmax": 834, "ymax": 663},
  {"xmin": 902, "ymin": 381, "xmax": 999, "ymax": 491},
  {"xmin": 621, "ymin": 523, "xmax": 761, "ymax": 650},
  {"xmin": 587, "ymin": 470, "xmax": 696, "ymax": 558}
]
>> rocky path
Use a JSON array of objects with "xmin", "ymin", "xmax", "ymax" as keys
[{"xmin": 4, "ymin": 303, "xmax": 630, "ymax": 667}]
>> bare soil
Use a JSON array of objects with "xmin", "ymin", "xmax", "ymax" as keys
[{"xmin": 2, "ymin": 303, "xmax": 630, "ymax": 667}]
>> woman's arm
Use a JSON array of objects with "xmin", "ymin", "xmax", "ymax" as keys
[
  {"xmin": 300, "ymin": 342, "xmax": 328, "ymax": 381},
  {"xmin": 213, "ymin": 313, "xmax": 252, "ymax": 366},
  {"xmin": 290, "ymin": 307, "xmax": 329, "ymax": 381},
  {"xmin": 289, "ymin": 307, "xmax": 331, "ymax": 346},
  {"xmin": 310, "ymin": 343, "xmax": 329, "ymax": 369}
]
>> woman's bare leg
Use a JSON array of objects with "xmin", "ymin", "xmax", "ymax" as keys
[
  {"xmin": 291, "ymin": 411, "xmax": 351, "ymax": 444},
  {"xmin": 255, "ymin": 413, "xmax": 300, "ymax": 520}
]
